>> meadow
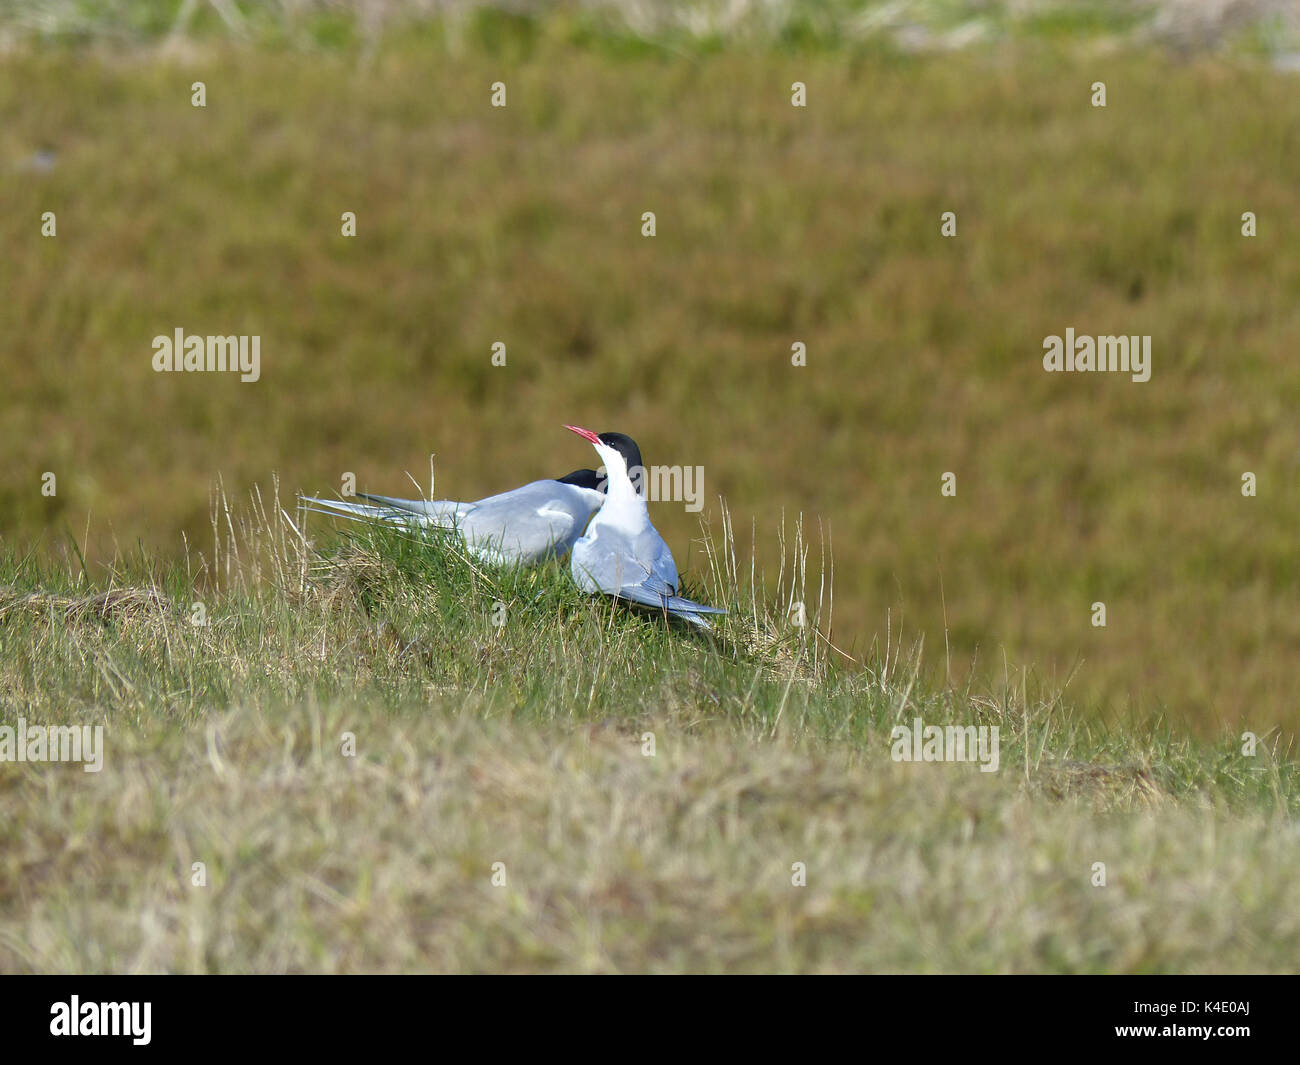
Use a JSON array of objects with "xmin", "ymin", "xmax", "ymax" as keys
[{"xmin": 1, "ymin": 0, "xmax": 1298, "ymax": 971}]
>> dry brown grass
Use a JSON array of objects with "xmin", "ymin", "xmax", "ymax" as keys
[{"xmin": 2, "ymin": 703, "xmax": 1296, "ymax": 972}]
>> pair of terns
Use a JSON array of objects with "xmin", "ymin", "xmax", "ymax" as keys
[{"xmin": 303, "ymin": 426, "xmax": 726, "ymax": 629}]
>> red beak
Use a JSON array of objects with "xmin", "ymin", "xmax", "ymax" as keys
[{"xmin": 564, "ymin": 424, "xmax": 602, "ymax": 446}]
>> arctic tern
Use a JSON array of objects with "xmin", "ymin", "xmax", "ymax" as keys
[
  {"xmin": 302, "ymin": 432, "xmax": 643, "ymax": 566},
  {"xmin": 564, "ymin": 424, "xmax": 726, "ymax": 629}
]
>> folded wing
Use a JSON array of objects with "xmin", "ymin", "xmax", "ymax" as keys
[{"xmin": 302, "ymin": 480, "xmax": 604, "ymax": 565}]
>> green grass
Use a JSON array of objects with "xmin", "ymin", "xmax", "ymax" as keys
[{"xmin": 0, "ymin": 494, "xmax": 1296, "ymax": 972}]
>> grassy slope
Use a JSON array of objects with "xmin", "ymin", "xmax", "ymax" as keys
[{"xmin": 0, "ymin": 501, "xmax": 1296, "ymax": 972}]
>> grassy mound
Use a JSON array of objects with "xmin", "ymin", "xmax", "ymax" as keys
[{"xmin": 0, "ymin": 488, "xmax": 1295, "ymax": 971}]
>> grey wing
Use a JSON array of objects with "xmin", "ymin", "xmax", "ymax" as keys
[
  {"xmin": 571, "ymin": 526, "xmax": 727, "ymax": 625},
  {"xmin": 570, "ymin": 524, "xmax": 653, "ymax": 595},
  {"xmin": 460, "ymin": 480, "xmax": 603, "ymax": 563},
  {"xmin": 573, "ymin": 526, "xmax": 675, "ymax": 597},
  {"xmin": 643, "ymin": 530, "xmax": 679, "ymax": 593},
  {"xmin": 613, "ymin": 532, "xmax": 727, "ymax": 620},
  {"xmin": 613, "ymin": 582, "xmax": 728, "ymax": 616},
  {"xmin": 355, "ymin": 493, "xmax": 472, "ymax": 524},
  {"xmin": 301, "ymin": 495, "xmax": 463, "ymax": 528}
]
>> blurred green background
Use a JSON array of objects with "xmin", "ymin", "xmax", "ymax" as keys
[{"xmin": 2, "ymin": 1, "xmax": 1298, "ymax": 736}]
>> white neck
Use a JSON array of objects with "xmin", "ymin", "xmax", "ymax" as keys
[{"xmin": 594, "ymin": 444, "xmax": 649, "ymax": 530}]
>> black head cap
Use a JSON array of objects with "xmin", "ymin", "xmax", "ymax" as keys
[
  {"xmin": 555, "ymin": 468, "xmax": 603, "ymax": 490},
  {"xmin": 555, "ymin": 432, "xmax": 644, "ymax": 494},
  {"xmin": 596, "ymin": 432, "xmax": 642, "ymax": 475}
]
